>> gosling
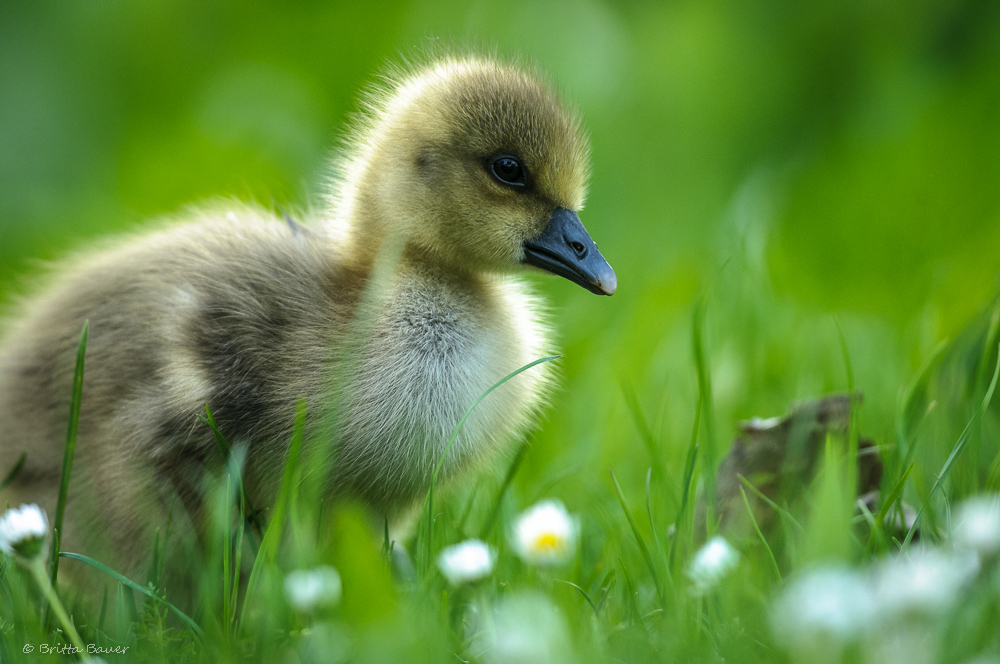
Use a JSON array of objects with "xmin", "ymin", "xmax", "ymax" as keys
[{"xmin": 0, "ymin": 56, "xmax": 615, "ymax": 570}]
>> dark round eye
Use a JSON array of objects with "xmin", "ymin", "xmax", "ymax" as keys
[{"xmin": 490, "ymin": 155, "xmax": 527, "ymax": 187}]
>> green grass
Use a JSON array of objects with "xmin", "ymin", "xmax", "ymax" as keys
[
  {"xmin": 46, "ymin": 320, "xmax": 87, "ymax": 607},
  {"xmin": 3, "ymin": 287, "xmax": 1000, "ymax": 663}
]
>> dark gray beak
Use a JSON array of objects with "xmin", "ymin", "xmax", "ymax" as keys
[{"xmin": 521, "ymin": 208, "xmax": 617, "ymax": 296}]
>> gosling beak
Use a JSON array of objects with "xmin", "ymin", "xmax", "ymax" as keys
[{"xmin": 521, "ymin": 208, "xmax": 617, "ymax": 295}]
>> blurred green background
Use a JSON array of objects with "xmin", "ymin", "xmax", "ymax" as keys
[{"xmin": 2, "ymin": 0, "xmax": 1000, "ymax": 512}]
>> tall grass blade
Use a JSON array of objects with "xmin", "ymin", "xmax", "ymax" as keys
[
  {"xmin": 670, "ymin": 395, "xmax": 701, "ymax": 570},
  {"xmin": 478, "ymin": 442, "xmax": 528, "ymax": 539},
  {"xmin": 692, "ymin": 302, "xmax": 717, "ymax": 538},
  {"xmin": 834, "ymin": 319, "xmax": 860, "ymax": 496},
  {"xmin": 618, "ymin": 557, "xmax": 646, "ymax": 631},
  {"xmin": 968, "ymin": 304, "xmax": 1000, "ymax": 485},
  {"xmin": 645, "ymin": 468, "xmax": 666, "ymax": 575},
  {"xmin": 0, "ymin": 452, "xmax": 26, "ymax": 492},
  {"xmin": 230, "ymin": 487, "xmax": 245, "ymax": 636},
  {"xmin": 48, "ymin": 321, "xmax": 88, "ymax": 599},
  {"xmin": 201, "ymin": 405, "xmax": 264, "ymax": 546},
  {"xmin": 974, "ymin": 303, "xmax": 1000, "ymax": 394},
  {"xmin": 148, "ymin": 527, "xmax": 163, "ymax": 590},
  {"xmin": 115, "ymin": 582, "xmax": 128, "ymax": 642},
  {"xmin": 737, "ymin": 474, "xmax": 803, "ymax": 532},
  {"xmin": 417, "ymin": 355, "xmax": 560, "ymax": 572},
  {"xmin": 555, "ymin": 579, "xmax": 599, "ymax": 615},
  {"xmin": 432, "ymin": 355, "xmax": 559, "ymax": 488},
  {"xmin": 456, "ymin": 482, "xmax": 482, "ymax": 537},
  {"xmin": 312, "ymin": 233, "xmax": 409, "ymax": 492},
  {"xmin": 865, "ymin": 462, "xmax": 914, "ymax": 553},
  {"xmin": 901, "ymin": 345, "xmax": 1000, "ymax": 551},
  {"xmin": 739, "ymin": 486, "xmax": 781, "ymax": 581},
  {"xmin": 610, "ymin": 469, "xmax": 665, "ymax": 610},
  {"xmin": 98, "ymin": 585, "xmax": 108, "ymax": 633},
  {"xmin": 240, "ymin": 399, "xmax": 307, "ymax": 624},
  {"xmin": 987, "ymin": 449, "xmax": 1000, "ymax": 490},
  {"xmin": 223, "ymin": 474, "xmax": 233, "ymax": 637},
  {"xmin": 60, "ymin": 552, "xmax": 203, "ymax": 638},
  {"xmin": 897, "ymin": 341, "xmax": 949, "ymax": 472},
  {"xmin": 594, "ymin": 567, "xmax": 616, "ymax": 614},
  {"xmin": 622, "ymin": 382, "xmax": 664, "ymax": 480}
]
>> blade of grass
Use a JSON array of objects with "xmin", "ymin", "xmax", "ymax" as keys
[
  {"xmin": 738, "ymin": 486, "xmax": 781, "ymax": 581},
  {"xmin": 901, "ymin": 344, "xmax": 1000, "ymax": 552},
  {"xmin": 240, "ymin": 399, "xmax": 306, "ymax": 625},
  {"xmin": 622, "ymin": 382, "xmax": 665, "ymax": 480},
  {"xmin": 554, "ymin": 579, "xmax": 599, "ymax": 615},
  {"xmin": 417, "ymin": 355, "xmax": 560, "ymax": 574},
  {"xmin": 969, "ymin": 304, "xmax": 1000, "ymax": 486},
  {"xmin": 692, "ymin": 302, "xmax": 717, "ymax": 539},
  {"xmin": 669, "ymin": 394, "xmax": 701, "ymax": 571},
  {"xmin": 456, "ymin": 482, "xmax": 481, "ymax": 538},
  {"xmin": 618, "ymin": 557, "xmax": 647, "ymax": 632},
  {"xmin": 201, "ymin": 406, "xmax": 264, "ymax": 546},
  {"xmin": 594, "ymin": 567, "xmax": 616, "ymax": 614},
  {"xmin": 432, "ymin": 356, "xmax": 559, "ymax": 488},
  {"xmin": 855, "ymin": 497, "xmax": 878, "ymax": 530},
  {"xmin": 48, "ymin": 321, "xmax": 88, "ymax": 606},
  {"xmin": 897, "ymin": 341, "xmax": 949, "ymax": 472},
  {"xmin": 115, "ymin": 582, "xmax": 128, "ymax": 642},
  {"xmin": 60, "ymin": 552, "xmax": 202, "ymax": 638},
  {"xmin": 231, "ymin": 488, "xmax": 245, "ymax": 635},
  {"xmin": 736, "ymin": 474, "xmax": 803, "ymax": 532},
  {"xmin": 310, "ymin": 233, "xmax": 409, "ymax": 499},
  {"xmin": 610, "ymin": 469, "xmax": 665, "ymax": 610},
  {"xmin": 646, "ymin": 468, "xmax": 667, "ymax": 580},
  {"xmin": 864, "ymin": 462, "xmax": 914, "ymax": 554},
  {"xmin": 0, "ymin": 452, "xmax": 26, "ymax": 492},
  {"xmin": 987, "ymin": 449, "xmax": 1000, "ymax": 490},
  {"xmin": 98, "ymin": 586, "xmax": 108, "ymax": 634},
  {"xmin": 223, "ymin": 474, "xmax": 233, "ymax": 637},
  {"xmin": 148, "ymin": 527, "xmax": 163, "ymax": 590},
  {"xmin": 478, "ymin": 442, "xmax": 529, "ymax": 539},
  {"xmin": 834, "ymin": 319, "xmax": 860, "ymax": 498},
  {"xmin": 974, "ymin": 304, "xmax": 1000, "ymax": 392}
]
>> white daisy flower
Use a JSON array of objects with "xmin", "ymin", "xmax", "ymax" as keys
[
  {"xmin": 953, "ymin": 494, "xmax": 1000, "ymax": 557},
  {"xmin": 0, "ymin": 503, "xmax": 49, "ymax": 561},
  {"xmin": 478, "ymin": 592, "xmax": 574, "ymax": 664},
  {"xmin": 510, "ymin": 500, "xmax": 579, "ymax": 567},
  {"xmin": 873, "ymin": 547, "xmax": 979, "ymax": 617},
  {"xmin": 438, "ymin": 539, "xmax": 496, "ymax": 586},
  {"xmin": 284, "ymin": 566, "xmax": 342, "ymax": 612},
  {"xmin": 771, "ymin": 566, "xmax": 875, "ymax": 650},
  {"xmin": 687, "ymin": 535, "xmax": 739, "ymax": 595}
]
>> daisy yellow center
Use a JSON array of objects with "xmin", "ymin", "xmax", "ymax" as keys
[{"xmin": 533, "ymin": 533, "xmax": 562, "ymax": 551}]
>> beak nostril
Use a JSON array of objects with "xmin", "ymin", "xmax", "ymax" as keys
[{"xmin": 570, "ymin": 241, "xmax": 585, "ymax": 256}]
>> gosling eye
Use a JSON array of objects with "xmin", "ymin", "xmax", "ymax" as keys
[{"xmin": 489, "ymin": 155, "xmax": 528, "ymax": 188}]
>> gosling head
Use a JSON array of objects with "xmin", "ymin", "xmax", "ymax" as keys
[{"xmin": 341, "ymin": 56, "xmax": 617, "ymax": 296}]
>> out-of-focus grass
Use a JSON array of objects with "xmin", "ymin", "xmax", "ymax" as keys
[{"xmin": 2, "ymin": 0, "xmax": 1000, "ymax": 662}]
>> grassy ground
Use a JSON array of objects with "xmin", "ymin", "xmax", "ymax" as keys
[
  {"xmin": 3, "ymin": 1, "xmax": 1000, "ymax": 662},
  {"xmin": 3, "ymin": 246, "xmax": 1000, "ymax": 664}
]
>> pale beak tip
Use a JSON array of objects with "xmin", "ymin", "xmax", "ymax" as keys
[{"xmin": 598, "ymin": 270, "xmax": 617, "ymax": 296}]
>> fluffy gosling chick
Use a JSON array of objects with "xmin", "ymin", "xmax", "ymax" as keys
[{"xmin": 0, "ymin": 56, "xmax": 615, "ymax": 568}]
